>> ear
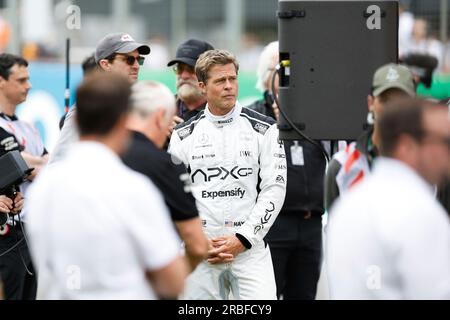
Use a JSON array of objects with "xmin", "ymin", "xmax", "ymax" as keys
[
  {"xmin": 0, "ymin": 76, "xmax": 6, "ymax": 89},
  {"xmin": 155, "ymin": 108, "xmax": 167, "ymax": 129},
  {"xmin": 98, "ymin": 59, "xmax": 110, "ymax": 71},
  {"xmin": 367, "ymin": 95, "xmax": 374, "ymax": 112},
  {"xmin": 199, "ymin": 81, "xmax": 206, "ymax": 95}
]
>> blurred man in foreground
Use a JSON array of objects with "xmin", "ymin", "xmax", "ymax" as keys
[
  {"xmin": 27, "ymin": 73, "xmax": 187, "ymax": 299},
  {"xmin": 328, "ymin": 98, "xmax": 450, "ymax": 299},
  {"xmin": 122, "ymin": 81, "xmax": 208, "ymax": 271}
]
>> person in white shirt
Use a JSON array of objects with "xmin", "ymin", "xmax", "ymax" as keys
[
  {"xmin": 26, "ymin": 72, "xmax": 188, "ymax": 300},
  {"xmin": 398, "ymin": 1, "xmax": 414, "ymax": 57},
  {"xmin": 327, "ymin": 98, "xmax": 450, "ymax": 300},
  {"xmin": 403, "ymin": 18, "xmax": 444, "ymax": 71}
]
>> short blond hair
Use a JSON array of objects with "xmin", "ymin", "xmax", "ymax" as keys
[{"xmin": 195, "ymin": 49, "xmax": 239, "ymax": 83}]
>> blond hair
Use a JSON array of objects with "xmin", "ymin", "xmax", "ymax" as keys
[{"xmin": 195, "ymin": 49, "xmax": 239, "ymax": 83}]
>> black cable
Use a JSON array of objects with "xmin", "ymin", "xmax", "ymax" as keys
[
  {"xmin": 271, "ymin": 65, "xmax": 330, "ymax": 162},
  {"xmin": 65, "ymin": 38, "xmax": 71, "ymax": 114},
  {"xmin": 0, "ymin": 189, "xmax": 34, "ymax": 275},
  {"xmin": 17, "ymin": 213, "xmax": 34, "ymax": 276},
  {"xmin": 0, "ymin": 236, "xmax": 24, "ymax": 257}
]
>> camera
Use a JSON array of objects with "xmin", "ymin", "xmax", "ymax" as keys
[
  {"xmin": 400, "ymin": 53, "xmax": 438, "ymax": 89},
  {"xmin": 0, "ymin": 151, "xmax": 33, "ymax": 228}
]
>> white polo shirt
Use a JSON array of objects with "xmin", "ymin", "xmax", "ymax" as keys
[
  {"xmin": 327, "ymin": 158, "xmax": 450, "ymax": 300},
  {"xmin": 26, "ymin": 142, "xmax": 180, "ymax": 300},
  {"xmin": 0, "ymin": 113, "xmax": 46, "ymax": 221}
]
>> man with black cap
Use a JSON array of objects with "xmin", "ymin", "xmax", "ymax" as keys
[
  {"xmin": 49, "ymin": 33, "xmax": 150, "ymax": 164},
  {"xmin": 167, "ymin": 39, "xmax": 214, "ymax": 123}
]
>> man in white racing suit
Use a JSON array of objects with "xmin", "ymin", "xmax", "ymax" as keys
[{"xmin": 169, "ymin": 49, "xmax": 287, "ymax": 300}]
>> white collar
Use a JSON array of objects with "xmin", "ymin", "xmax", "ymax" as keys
[
  {"xmin": 204, "ymin": 102, "xmax": 242, "ymax": 127},
  {"xmin": 373, "ymin": 157, "xmax": 435, "ymax": 195},
  {"xmin": 69, "ymin": 141, "xmax": 122, "ymax": 165}
]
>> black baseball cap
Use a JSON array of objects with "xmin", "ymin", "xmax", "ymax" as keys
[
  {"xmin": 167, "ymin": 39, "xmax": 214, "ymax": 68},
  {"xmin": 95, "ymin": 33, "xmax": 151, "ymax": 63}
]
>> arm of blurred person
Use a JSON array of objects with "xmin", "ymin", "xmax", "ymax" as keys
[
  {"xmin": 146, "ymin": 255, "xmax": 189, "ymax": 299},
  {"xmin": 129, "ymin": 176, "xmax": 190, "ymax": 300},
  {"xmin": 21, "ymin": 152, "xmax": 49, "ymax": 180},
  {"xmin": 0, "ymin": 195, "xmax": 13, "ymax": 213},
  {"xmin": 175, "ymin": 217, "xmax": 208, "ymax": 271},
  {"xmin": 324, "ymin": 158, "xmax": 342, "ymax": 212}
]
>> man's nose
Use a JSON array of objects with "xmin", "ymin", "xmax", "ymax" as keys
[
  {"xmin": 224, "ymin": 79, "xmax": 232, "ymax": 89},
  {"xmin": 132, "ymin": 59, "xmax": 140, "ymax": 69},
  {"xmin": 180, "ymin": 69, "xmax": 193, "ymax": 79}
]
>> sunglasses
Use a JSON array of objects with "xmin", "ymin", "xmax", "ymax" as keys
[
  {"xmin": 117, "ymin": 54, "xmax": 146, "ymax": 66},
  {"xmin": 173, "ymin": 63, "xmax": 195, "ymax": 75}
]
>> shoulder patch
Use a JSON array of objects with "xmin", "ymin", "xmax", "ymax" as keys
[
  {"xmin": 240, "ymin": 107, "xmax": 275, "ymax": 135},
  {"xmin": 175, "ymin": 111, "xmax": 205, "ymax": 141},
  {"xmin": 0, "ymin": 127, "xmax": 21, "ymax": 154}
]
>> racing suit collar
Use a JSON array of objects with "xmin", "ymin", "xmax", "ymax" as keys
[{"xmin": 205, "ymin": 102, "xmax": 242, "ymax": 128}]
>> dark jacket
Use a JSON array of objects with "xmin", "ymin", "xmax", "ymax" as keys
[
  {"xmin": 176, "ymin": 98, "xmax": 206, "ymax": 122},
  {"xmin": 247, "ymin": 93, "xmax": 326, "ymax": 215}
]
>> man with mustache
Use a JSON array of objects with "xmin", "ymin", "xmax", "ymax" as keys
[{"xmin": 167, "ymin": 39, "xmax": 214, "ymax": 127}]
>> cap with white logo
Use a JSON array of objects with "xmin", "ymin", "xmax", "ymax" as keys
[
  {"xmin": 95, "ymin": 32, "xmax": 151, "ymax": 63},
  {"xmin": 372, "ymin": 63, "xmax": 415, "ymax": 97}
]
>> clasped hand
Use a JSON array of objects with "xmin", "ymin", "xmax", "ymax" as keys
[{"xmin": 207, "ymin": 235, "xmax": 246, "ymax": 265}]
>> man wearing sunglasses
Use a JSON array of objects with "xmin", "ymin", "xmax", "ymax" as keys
[
  {"xmin": 96, "ymin": 33, "xmax": 150, "ymax": 83},
  {"xmin": 49, "ymin": 33, "xmax": 150, "ymax": 164}
]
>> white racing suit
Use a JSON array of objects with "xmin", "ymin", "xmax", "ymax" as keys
[{"xmin": 169, "ymin": 102, "xmax": 287, "ymax": 299}]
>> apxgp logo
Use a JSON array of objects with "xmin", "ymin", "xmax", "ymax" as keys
[{"xmin": 191, "ymin": 166, "xmax": 253, "ymax": 183}]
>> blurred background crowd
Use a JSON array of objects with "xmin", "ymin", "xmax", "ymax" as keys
[{"xmin": 0, "ymin": 0, "xmax": 448, "ymax": 152}]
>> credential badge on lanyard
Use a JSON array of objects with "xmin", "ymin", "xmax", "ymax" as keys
[{"xmin": 291, "ymin": 141, "xmax": 304, "ymax": 166}]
